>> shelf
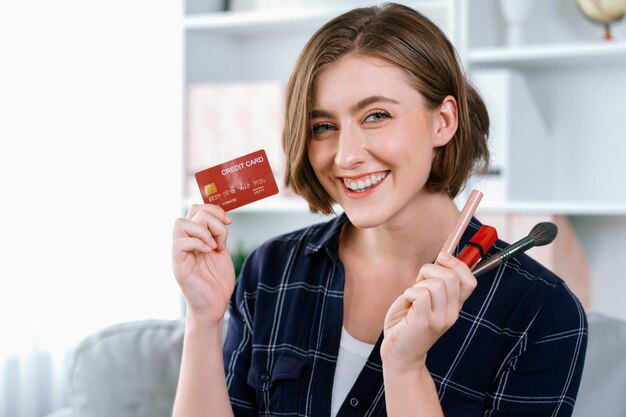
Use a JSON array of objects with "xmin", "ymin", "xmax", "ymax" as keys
[
  {"xmin": 184, "ymin": 195, "xmax": 626, "ymax": 216},
  {"xmin": 185, "ymin": 195, "xmax": 319, "ymax": 213},
  {"xmin": 184, "ymin": 7, "xmax": 340, "ymax": 34},
  {"xmin": 468, "ymin": 41, "xmax": 626, "ymax": 68},
  {"xmin": 231, "ymin": 195, "xmax": 312, "ymax": 213},
  {"xmin": 476, "ymin": 201, "xmax": 626, "ymax": 216},
  {"xmin": 184, "ymin": 1, "xmax": 452, "ymax": 35}
]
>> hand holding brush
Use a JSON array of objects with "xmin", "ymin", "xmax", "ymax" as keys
[{"xmin": 472, "ymin": 222, "xmax": 558, "ymax": 277}]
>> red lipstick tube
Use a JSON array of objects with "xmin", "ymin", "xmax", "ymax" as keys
[{"xmin": 457, "ymin": 225, "xmax": 498, "ymax": 269}]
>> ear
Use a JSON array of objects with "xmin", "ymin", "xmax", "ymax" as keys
[{"xmin": 432, "ymin": 95, "xmax": 458, "ymax": 147}]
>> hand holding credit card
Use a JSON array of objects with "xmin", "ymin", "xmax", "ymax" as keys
[{"xmin": 195, "ymin": 149, "xmax": 279, "ymax": 211}]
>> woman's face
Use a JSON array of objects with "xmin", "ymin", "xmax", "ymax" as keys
[{"xmin": 307, "ymin": 54, "xmax": 455, "ymax": 229}]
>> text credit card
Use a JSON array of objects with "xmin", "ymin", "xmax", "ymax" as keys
[{"xmin": 194, "ymin": 149, "xmax": 279, "ymax": 211}]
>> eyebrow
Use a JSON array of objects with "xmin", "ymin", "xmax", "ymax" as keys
[{"xmin": 310, "ymin": 95, "xmax": 400, "ymax": 119}]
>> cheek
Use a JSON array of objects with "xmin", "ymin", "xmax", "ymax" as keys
[
  {"xmin": 307, "ymin": 140, "xmax": 332, "ymax": 176},
  {"xmin": 382, "ymin": 133, "xmax": 432, "ymax": 167}
]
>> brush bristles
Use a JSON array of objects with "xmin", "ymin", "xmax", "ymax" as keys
[{"xmin": 529, "ymin": 222, "xmax": 558, "ymax": 246}]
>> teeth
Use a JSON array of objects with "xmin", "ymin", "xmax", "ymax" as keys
[{"xmin": 343, "ymin": 172, "xmax": 387, "ymax": 192}]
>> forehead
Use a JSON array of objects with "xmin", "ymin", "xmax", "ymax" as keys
[{"xmin": 312, "ymin": 54, "xmax": 419, "ymax": 106}]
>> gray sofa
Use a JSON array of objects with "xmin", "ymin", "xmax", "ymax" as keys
[
  {"xmin": 46, "ymin": 312, "xmax": 626, "ymax": 417},
  {"xmin": 45, "ymin": 320, "xmax": 185, "ymax": 417}
]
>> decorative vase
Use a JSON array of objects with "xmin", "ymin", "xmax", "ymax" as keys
[
  {"xmin": 577, "ymin": 0, "xmax": 626, "ymax": 40},
  {"xmin": 499, "ymin": 0, "xmax": 537, "ymax": 46}
]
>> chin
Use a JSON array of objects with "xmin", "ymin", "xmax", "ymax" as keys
[{"xmin": 341, "ymin": 205, "xmax": 388, "ymax": 229}]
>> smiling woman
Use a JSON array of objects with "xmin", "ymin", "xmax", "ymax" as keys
[{"xmin": 170, "ymin": 3, "xmax": 587, "ymax": 417}]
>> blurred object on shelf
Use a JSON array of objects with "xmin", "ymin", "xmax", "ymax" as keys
[
  {"xmin": 186, "ymin": 0, "xmax": 226, "ymax": 14},
  {"xmin": 499, "ymin": 0, "xmax": 537, "ymax": 46},
  {"xmin": 225, "ymin": 0, "xmax": 378, "ymax": 11},
  {"xmin": 280, "ymin": 0, "xmax": 365, "ymax": 7},
  {"xmin": 477, "ymin": 213, "xmax": 591, "ymax": 310},
  {"xmin": 186, "ymin": 81, "xmax": 286, "ymax": 198},
  {"xmin": 577, "ymin": 0, "xmax": 626, "ymax": 40},
  {"xmin": 227, "ymin": 0, "xmax": 256, "ymax": 11}
]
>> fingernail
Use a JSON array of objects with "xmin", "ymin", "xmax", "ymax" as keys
[{"xmin": 439, "ymin": 251, "xmax": 450, "ymax": 261}]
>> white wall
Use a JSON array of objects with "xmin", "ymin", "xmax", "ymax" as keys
[{"xmin": 0, "ymin": 0, "xmax": 184, "ymax": 355}]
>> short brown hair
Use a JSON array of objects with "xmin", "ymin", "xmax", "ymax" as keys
[{"xmin": 283, "ymin": 2, "xmax": 490, "ymax": 214}]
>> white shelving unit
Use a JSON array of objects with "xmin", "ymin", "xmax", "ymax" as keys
[
  {"xmin": 459, "ymin": 0, "xmax": 626, "ymax": 212},
  {"xmin": 184, "ymin": 1, "xmax": 453, "ymax": 83},
  {"xmin": 469, "ymin": 41, "xmax": 626, "ymax": 67},
  {"xmin": 183, "ymin": 0, "xmax": 626, "ymax": 319},
  {"xmin": 460, "ymin": 0, "xmax": 626, "ymax": 320}
]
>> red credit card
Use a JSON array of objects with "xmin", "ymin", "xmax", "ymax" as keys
[{"xmin": 194, "ymin": 149, "xmax": 279, "ymax": 211}]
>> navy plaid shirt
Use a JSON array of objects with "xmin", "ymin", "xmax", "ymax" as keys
[{"xmin": 223, "ymin": 214, "xmax": 587, "ymax": 417}]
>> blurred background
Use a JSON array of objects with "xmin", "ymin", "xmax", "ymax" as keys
[
  {"xmin": 1, "ymin": 0, "xmax": 625, "ymax": 416},
  {"xmin": 0, "ymin": 1, "xmax": 183, "ymax": 415}
]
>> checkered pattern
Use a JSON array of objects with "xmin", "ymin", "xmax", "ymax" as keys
[{"xmin": 223, "ymin": 214, "xmax": 587, "ymax": 416}]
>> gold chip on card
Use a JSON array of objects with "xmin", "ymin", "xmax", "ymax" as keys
[{"xmin": 203, "ymin": 183, "xmax": 217, "ymax": 196}]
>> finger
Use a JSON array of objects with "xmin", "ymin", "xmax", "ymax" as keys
[
  {"xmin": 186, "ymin": 203, "xmax": 232, "ymax": 225},
  {"xmin": 436, "ymin": 251, "xmax": 478, "ymax": 303},
  {"xmin": 405, "ymin": 279, "xmax": 447, "ymax": 317},
  {"xmin": 416, "ymin": 259, "xmax": 462, "ymax": 314},
  {"xmin": 406, "ymin": 286, "xmax": 432, "ymax": 319},
  {"xmin": 173, "ymin": 217, "xmax": 218, "ymax": 248},
  {"xmin": 384, "ymin": 293, "xmax": 414, "ymax": 330},
  {"xmin": 172, "ymin": 236, "xmax": 213, "ymax": 256},
  {"xmin": 190, "ymin": 210, "xmax": 230, "ymax": 251}
]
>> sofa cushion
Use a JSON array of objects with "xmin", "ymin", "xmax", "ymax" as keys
[
  {"xmin": 572, "ymin": 312, "xmax": 626, "ymax": 417},
  {"xmin": 69, "ymin": 319, "xmax": 185, "ymax": 417}
]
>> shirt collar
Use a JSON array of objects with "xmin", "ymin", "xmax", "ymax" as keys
[
  {"xmin": 304, "ymin": 212, "xmax": 348, "ymax": 261},
  {"xmin": 304, "ymin": 212, "xmax": 485, "ymax": 261}
]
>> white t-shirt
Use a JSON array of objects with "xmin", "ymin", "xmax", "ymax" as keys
[{"xmin": 331, "ymin": 326, "xmax": 376, "ymax": 417}]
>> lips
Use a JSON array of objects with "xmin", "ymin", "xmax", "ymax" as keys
[{"xmin": 341, "ymin": 171, "xmax": 388, "ymax": 193}]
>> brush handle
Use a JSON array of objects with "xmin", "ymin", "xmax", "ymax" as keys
[
  {"xmin": 471, "ymin": 254, "xmax": 503, "ymax": 277},
  {"xmin": 499, "ymin": 236, "xmax": 535, "ymax": 262},
  {"xmin": 472, "ymin": 236, "xmax": 536, "ymax": 277}
]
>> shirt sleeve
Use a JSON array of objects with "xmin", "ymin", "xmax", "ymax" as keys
[
  {"xmin": 482, "ymin": 282, "xmax": 588, "ymax": 416},
  {"xmin": 223, "ymin": 252, "xmax": 258, "ymax": 417}
]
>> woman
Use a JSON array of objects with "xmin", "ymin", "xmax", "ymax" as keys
[{"xmin": 171, "ymin": 3, "xmax": 587, "ymax": 417}]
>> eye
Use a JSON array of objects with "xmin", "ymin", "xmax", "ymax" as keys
[
  {"xmin": 311, "ymin": 122, "xmax": 337, "ymax": 136},
  {"xmin": 363, "ymin": 111, "xmax": 391, "ymax": 123}
]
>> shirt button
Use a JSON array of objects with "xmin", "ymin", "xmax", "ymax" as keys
[
  {"xmin": 260, "ymin": 372, "xmax": 270, "ymax": 382},
  {"xmin": 349, "ymin": 398, "xmax": 358, "ymax": 407}
]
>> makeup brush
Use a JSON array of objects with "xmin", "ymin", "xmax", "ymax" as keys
[{"xmin": 471, "ymin": 222, "xmax": 558, "ymax": 277}]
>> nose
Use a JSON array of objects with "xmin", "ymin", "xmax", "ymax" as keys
[{"xmin": 334, "ymin": 124, "xmax": 367, "ymax": 169}]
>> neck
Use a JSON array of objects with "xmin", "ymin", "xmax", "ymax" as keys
[{"xmin": 341, "ymin": 192, "xmax": 461, "ymax": 276}]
